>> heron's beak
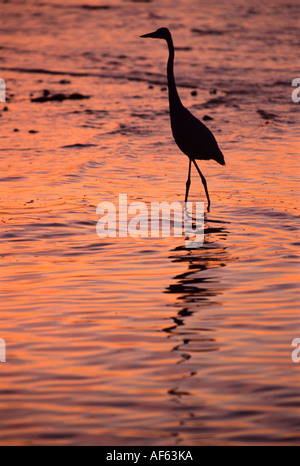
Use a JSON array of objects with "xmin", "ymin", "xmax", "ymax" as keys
[{"xmin": 140, "ymin": 32, "xmax": 157, "ymax": 38}]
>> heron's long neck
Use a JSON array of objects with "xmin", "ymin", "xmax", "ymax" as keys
[{"xmin": 166, "ymin": 36, "xmax": 181, "ymax": 110}]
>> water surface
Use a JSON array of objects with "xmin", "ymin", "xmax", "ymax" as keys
[{"xmin": 0, "ymin": 0, "xmax": 299, "ymax": 446}]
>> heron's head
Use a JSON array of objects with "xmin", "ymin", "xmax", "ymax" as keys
[{"xmin": 140, "ymin": 27, "xmax": 171, "ymax": 41}]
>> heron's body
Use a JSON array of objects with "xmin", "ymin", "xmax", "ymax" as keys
[
  {"xmin": 169, "ymin": 103, "xmax": 224, "ymax": 163},
  {"xmin": 141, "ymin": 27, "xmax": 225, "ymax": 211}
]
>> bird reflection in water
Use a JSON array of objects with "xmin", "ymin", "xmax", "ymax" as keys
[{"xmin": 163, "ymin": 217, "xmax": 232, "ymax": 408}]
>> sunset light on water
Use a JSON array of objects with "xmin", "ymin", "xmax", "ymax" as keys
[{"xmin": 0, "ymin": 0, "xmax": 299, "ymax": 448}]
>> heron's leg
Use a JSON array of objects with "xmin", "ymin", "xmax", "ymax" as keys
[
  {"xmin": 185, "ymin": 159, "xmax": 192, "ymax": 203},
  {"xmin": 192, "ymin": 160, "xmax": 211, "ymax": 212}
]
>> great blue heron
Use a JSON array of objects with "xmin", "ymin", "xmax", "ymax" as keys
[{"xmin": 141, "ymin": 27, "xmax": 225, "ymax": 212}]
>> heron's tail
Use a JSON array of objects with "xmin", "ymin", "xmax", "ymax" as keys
[{"xmin": 216, "ymin": 148, "xmax": 226, "ymax": 166}]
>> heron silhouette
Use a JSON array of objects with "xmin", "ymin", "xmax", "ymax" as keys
[{"xmin": 141, "ymin": 28, "xmax": 225, "ymax": 212}]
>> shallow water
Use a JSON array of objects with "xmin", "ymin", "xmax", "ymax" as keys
[{"xmin": 0, "ymin": 0, "xmax": 299, "ymax": 446}]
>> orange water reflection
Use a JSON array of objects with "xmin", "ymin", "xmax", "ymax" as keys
[{"xmin": 0, "ymin": 0, "xmax": 299, "ymax": 446}]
